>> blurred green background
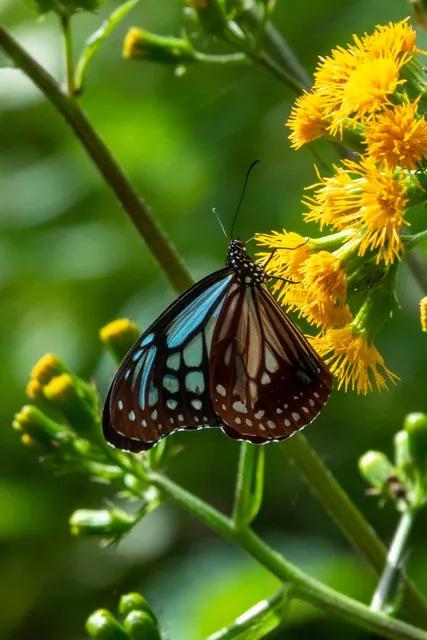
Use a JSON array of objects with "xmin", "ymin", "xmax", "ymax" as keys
[{"xmin": 1, "ymin": 1, "xmax": 427, "ymax": 638}]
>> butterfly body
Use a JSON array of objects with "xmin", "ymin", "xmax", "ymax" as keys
[{"xmin": 103, "ymin": 239, "xmax": 332, "ymax": 452}]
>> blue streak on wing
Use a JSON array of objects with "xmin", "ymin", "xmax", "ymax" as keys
[
  {"xmin": 140, "ymin": 332, "xmax": 154, "ymax": 347},
  {"xmin": 167, "ymin": 275, "xmax": 232, "ymax": 348},
  {"xmin": 138, "ymin": 345, "xmax": 157, "ymax": 410}
]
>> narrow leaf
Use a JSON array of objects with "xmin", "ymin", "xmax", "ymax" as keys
[{"xmin": 75, "ymin": 0, "xmax": 140, "ymax": 92}]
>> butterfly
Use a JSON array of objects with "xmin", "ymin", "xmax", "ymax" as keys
[{"xmin": 103, "ymin": 238, "xmax": 333, "ymax": 452}]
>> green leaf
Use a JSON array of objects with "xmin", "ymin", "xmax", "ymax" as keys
[
  {"xmin": 29, "ymin": 0, "xmax": 105, "ymax": 16},
  {"xmin": 75, "ymin": 0, "xmax": 140, "ymax": 92}
]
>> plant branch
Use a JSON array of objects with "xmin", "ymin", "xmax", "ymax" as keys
[
  {"xmin": 147, "ymin": 470, "xmax": 427, "ymax": 640},
  {"xmin": 371, "ymin": 510, "xmax": 416, "ymax": 614},
  {"xmin": 284, "ymin": 434, "xmax": 427, "ymax": 626},
  {"xmin": 0, "ymin": 23, "xmax": 193, "ymax": 294}
]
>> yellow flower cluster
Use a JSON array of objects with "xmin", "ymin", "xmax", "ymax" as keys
[{"xmin": 259, "ymin": 20, "xmax": 427, "ymax": 394}]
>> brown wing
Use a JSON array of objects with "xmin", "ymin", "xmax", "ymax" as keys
[{"xmin": 209, "ymin": 282, "xmax": 332, "ymax": 443}]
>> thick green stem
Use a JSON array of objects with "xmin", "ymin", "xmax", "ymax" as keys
[
  {"xmin": 0, "ymin": 24, "xmax": 193, "ymax": 294},
  {"xmin": 284, "ymin": 434, "xmax": 427, "ymax": 626},
  {"xmin": 371, "ymin": 510, "xmax": 416, "ymax": 615},
  {"xmin": 148, "ymin": 470, "xmax": 427, "ymax": 640}
]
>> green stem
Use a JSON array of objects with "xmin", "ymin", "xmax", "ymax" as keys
[
  {"xmin": 232, "ymin": 1, "xmax": 311, "ymax": 89},
  {"xmin": 405, "ymin": 252, "xmax": 427, "ymax": 296},
  {"xmin": 60, "ymin": 12, "xmax": 75, "ymax": 96},
  {"xmin": 284, "ymin": 434, "xmax": 427, "ymax": 625},
  {"xmin": 371, "ymin": 510, "xmax": 416, "ymax": 615},
  {"xmin": 0, "ymin": 24, "xmax": 193, "ymax": 294},
  {"xmin": 233, "ymin": 442, "xmax": 264, "ymax": 529},
  {"xmin": 207, "ymin": 587, "xmax": 290, "ymax": 640},
  {"xmin": 148, "ymin": 470, "xmax": 427, "ymax": 640}
]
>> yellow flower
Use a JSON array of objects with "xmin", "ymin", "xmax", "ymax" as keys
[
  {"xmin": 300, "ymin": 251, "xmax": 347, "ymax": 303},
  {"xmin": 313, "ymin": 20, "xmax": 414, "ymax": 133},
  {"xmin": 255, "ymin": 230, "xmax": 311, "ymax": 281},
  {"xmin": 358, "ymin": 18, "xmax": 417, "ymax": 59},
  {"xmin": 283, "ymin": 251, "xmax": 352, "ymax": 330},
  {"xmin": 365, "ymin": 101, "xmax": 427, "ymax": 169},
  {"xmin": 304, "ymin": 158, "xmax": 409, "ymax": 264},
  {"xmin": 286, "ymin": 91, "xmax": 329, "ymax": 149},
  {"xmin": 357, "ymin": 162, "xmax": 409, "ymax": 264},
  {"xmin": 336, "ymin": 57, "xmax": 405, "ymax": 128},
  {"xmin": 309, "ymin": 325, "xmax": 398, "ymax": 394},
  {"xmin": 420, "ymin": 296, "xmax": 427, "ymax": 332}
]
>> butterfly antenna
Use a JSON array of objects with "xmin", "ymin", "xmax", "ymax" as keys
[
  {"xmin": 212, "ymin": 207, "xmax": 229, "ymax": 240},
  {"xmin": 230, "ymin": 159, "xmax": 260, "ymax": 238}
]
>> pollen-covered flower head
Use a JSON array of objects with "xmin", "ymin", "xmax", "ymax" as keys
[
  {"xmin": 255, "ymin": 230, "xmax": 311, "ymax": 281},
  {"xmin": 365, "ymin": 100, "xmax": 427, "ymax": 169},
  {"xmin": 294, "ymin": 20, "xmax": 416, "ymax": 136},
  {"xmin": 287, "ymin": 91, "xmax": 329, "ymax": 149},
  {"xmin": 309, "ymin": 325, "xmax": 398, "ymax": 394},
  {"xmin": 304, "ymin": 158, "xmax": 410, "ymax": 264}
]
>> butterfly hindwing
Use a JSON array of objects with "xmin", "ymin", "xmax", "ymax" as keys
[
  {"xmin": 209, "ymin": 283, "xmax": 332, "ymax": 443},
  {"xmin": 103, "ymin": 269, "xmax": 234, "ymax": 451}
]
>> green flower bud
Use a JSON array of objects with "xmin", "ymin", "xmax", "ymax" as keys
[
  {"xmin": 394, "ymin": 430, "xmax": 411, "ymax": 469},
  {"xmin": 118, "ymin": 594, "xmax": 156, "ymax": 622},
  {"xmin": 100, "ymin": 319, "xmax": 140, "ymax": 363},
  {"xmin": 123, "ymin": 611, "xmax": 160, "ymax": 640},
  {"xmin": 69, "ymin": 507, "xmax": 137, "ymax": 537},
  {"xmin": 123, "ymin": 30, "xmax": 195, "ymax": 65},
  {"xmin": 12, "ymin": 405, "xmax": 71, "ymax": 450},
  {"xmin": 358, "ymin": 450, "xmax": 395, "ymax": 490},
  {"xmin": 404, "ymin": 412, "xmax": 427, "ymax": 475},
  {"xmin": 186, "ymin": 0, "xmax": 228, "ymax": 35},
  {"xmin": 86, "ymin": 609, "xmax": 129, "ymax": 640}
]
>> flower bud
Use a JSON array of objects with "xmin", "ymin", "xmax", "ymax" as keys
[
  {"xmin": 404, "ymin": 412, "xmax": 427, "ymax": 475},
  {"xmin": 358, "ymin": 450, "xmax": 395, "ymax": 490},
  {"xmin": 123, "ymin": 611, "xmax": 161, "ymax": 640},
  {"xmin": 43, "ymin": 374, "xmax": 97, "ymax": 431},
  {"xmin": 26, "ymin": 353, "xmax": 68, "ymax": 399},
  {"xmin": 394, "ymin": 430, "xmax": 411, "ymax": 469},
  {"xmin": 100, "ymin": 319, "xmax": 140, "ymax": 363},
  {"xmin": 13, "ymin": 405, "xmax": 70, "ymax": 450},
  {"xmin": 118, "ymin": 594, "xmax": 157, "ymax": 622},
  {"xmin": 70, "ymin": 507, "xmax": 137, "ymax": 537},
  {"xmin": 86, "ymin": 609, "xmax": 129, "ymax": 640},
  {"xmin": 420, "ymin": 296, "xmax": 427, "ymax": 332},
  {"xmin": 123, "ymin": 29, "xmax": 195, "ymax": 64},
  {"xmin": 186, "ymin": 0, "xmax": 228, "ymax": 35}
]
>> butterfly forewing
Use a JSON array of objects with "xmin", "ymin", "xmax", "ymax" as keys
[
  {"xmin": 103, "ymin": 269, "xmax": 234, "ymax": 451},
  {"xmin": 209, "ymin": 282, "xmax": 332, "ymax": 443}
]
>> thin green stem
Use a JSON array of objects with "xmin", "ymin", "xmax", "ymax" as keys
[
  {"xmin": 233, "ymin": 442, "xmax": 264, "ymax": 529},
  {"xmin": 148, "ymin": 470, "xmax": 427, "ymax": 640},
  {"xmin": 0, "ymin": 24, "xmax": 193, "ymax": 294},
  {"xmin": 284, "ymin": 434, "xmax": 427, "ymax": 625},
  {"xmin": 371, "ymin": 510, "xmax": 416, "ymax": 615},
  {"xmin": 193, "ymin": 51, "xmax": 249, "ymax": 64},
  {"xmin": 60, "ymin": 13, "xmax": 75, "ymax": 96},
  {"xmin": 232, "ymin": 1, "xmax": 311, "ymax": 89},
  {"xmin": 406, "ymin": 251, "xmax": 427, "ymax": 296},
  {"xmin": 207, "ymin": 587, "xmax": 290, "ymax": 640},
  {"xmin": 403, "ymin": 230, "xmax": 427, "ymax": 250}
]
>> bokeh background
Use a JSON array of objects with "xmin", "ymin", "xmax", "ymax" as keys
[{"xmin": 1, "ymin": 1, "xmax": 427, "ymax": 638}]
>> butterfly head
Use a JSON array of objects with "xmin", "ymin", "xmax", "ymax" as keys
[{"xmin": 227, "ymin": 238, "xmax": 268, "ymax": 285}]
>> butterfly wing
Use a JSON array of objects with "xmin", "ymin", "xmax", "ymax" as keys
[
  {"xmin": 209, "ymin": 282, "xmax": 332, "ymax": 443},
  {"xmin": 103, "ymin": 269, "xmax": 234, "ymax": 452}
]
